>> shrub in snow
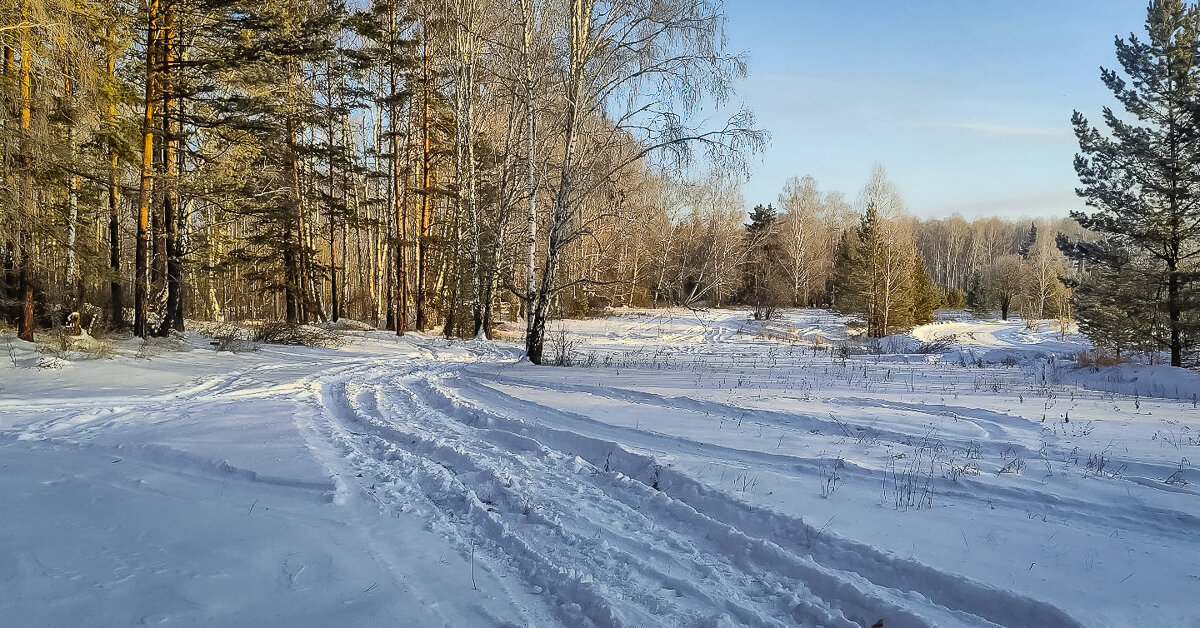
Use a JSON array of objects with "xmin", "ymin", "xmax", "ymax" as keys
[{"xmin": 253, "ymin": 322, "xmax": 342, "ymax": 348}]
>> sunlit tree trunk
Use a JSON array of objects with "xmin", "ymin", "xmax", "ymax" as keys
[
  {"xmin": 159, "ymin": 1, "xmax": 182, "ymax": 335},
  {"xmin": 415, "ymin": 19, "xmax": 433, "ymax": 330},
  {"xmin": 134, "ymin": 0, "xmax": 161, "ymax": 338},
  {"xmin": 106, "ymin": 40, "xmax": 124, "ymax": 328}
]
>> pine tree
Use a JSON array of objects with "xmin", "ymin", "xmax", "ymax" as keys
[
  {"xmin": 832, "ymin": 195, "xmax": 921, "ymax": 337},
  {"xmin": 1018, "ymin": 222, "xmax": 1037, "ymax": 259},
  {"xmin": 910, "ymin": 257, "xmax": 944, "ymax": 325},
  {"xmin": 1060, "ymin": 237, "xmax": 1162, "ymax": 356},
  {"xmin": 1073, "ymin": 0, "xmax": 1200, "ymax": 366},
  {"xmin": 965, "ymin": 270, "xmax": 988, "ymax": 315},
  {"xmin": 744, "ymin": 203, "xmax": 782, "ymax": 319},
  {"xmin": 196, "ymin": 0, "xmax": 345, "ymax": 325}
]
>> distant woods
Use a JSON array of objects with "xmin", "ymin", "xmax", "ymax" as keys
[{"xmin": 731, "ymin": 166, "xmax": 1083, "ymax": 338}]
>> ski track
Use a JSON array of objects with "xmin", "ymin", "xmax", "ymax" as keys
[{"xmin": 292, "ymin": 350, "xmax": 1081, "ymax": 627}]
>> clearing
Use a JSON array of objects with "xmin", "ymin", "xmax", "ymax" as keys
[{"xmin": 1, "ymin": 309, "xmax": 1197, "ymax": 626}]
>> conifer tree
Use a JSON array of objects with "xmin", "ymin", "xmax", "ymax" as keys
[
  {"xmin": 965, "ymin": 270, "xmax": 988, "ymax": 314},
  {"xmin": 832, "ymin": 167, "xmax": 924, "ymax": 337},
  {"xmin": 1018, "ymin": 222, "xmax": 1037, "ymax": 259},
  {"xmin": 744, "ymin": 203, "xmax": 782, "ymax": 320},
  {"xmin": 1060, "ymin": 235, "xmax": 1186, "ymax": 359},
  {"xmin": 910, "ymin": 256, "xmax": 943, "ymax": 325},
  {"xmin": 1073, "ymin": 0, "xmax": 1200, "ymax": 366}
]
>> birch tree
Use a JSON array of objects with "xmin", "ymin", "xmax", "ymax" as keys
[{"xmin": 525, "ymin": 0, "xmax": 763, "ymax": 364}]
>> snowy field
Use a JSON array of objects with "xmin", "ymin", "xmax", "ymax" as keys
[{"xmin": 2, "ymin": 309, "xmax": 1198, "ymax": 627}]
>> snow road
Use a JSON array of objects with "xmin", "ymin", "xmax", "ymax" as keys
[{"xmin": 2, "ymin": 309, "xmax": 1198, "ymax": 626}]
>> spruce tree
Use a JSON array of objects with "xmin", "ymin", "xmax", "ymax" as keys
[
  {"xmin": 1073, "ymin": 0, "xmax": 1200, "ymax": 366},
  {"xmin": 965, "ymin": 270, "xmax": 988, "ymax": 315},
  {"xmin": 1060, "ymin": 235, "xmax": 1188, "ymax": 359},
  {"xmin": 832, "ymin": 198, "xmax": 922, "ymax": 337},
  {"xmin": 744, "ymin": 204, "xmax": 781, "ymax": 319},
  {"xmin": 910, "ymin": 257, "xmax": 944, "ymax": 325},
  {"xmin": 1018, "ymin": 222, "xmax": 1037, "ymax": 259}
]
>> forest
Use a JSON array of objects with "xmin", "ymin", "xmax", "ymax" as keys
[
  {"xmin": 5, "ymin": 2, "xmax": 1200, "ymax": 625},
  {"xmin": 0, "ymin": 0, "xmax": 1197, "ymax": 366}
]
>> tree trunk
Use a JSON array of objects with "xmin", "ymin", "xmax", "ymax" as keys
[
  {"xmin": 134, "ymin": 0, "xmax": 160, "ymax": 338},
  {"xmin": 329, "ymin": 196, "xmax": 339, "ymax": 323},
  {"xmin": 2, "ymin": 242, "xmax": 15, "ymax": 322},
  {"xmin": 66, "ymin": 132, "xmax": 81, "ymax": 333},
  {"xmin": 64, "ymin": 66, "xmax": 84, "ymax": 333},
  {"xmin": 416, "ymin": 28, "xmax": 432, "ymax": 331},
  {"xmin": 1168, "ymin": 263, "xmax": 1182, "ymax": 367},
  {"xmin": 17, "ymin": 6, "xmax": 35, "ymax": 342},
  {"xmin": 108, "ymin": 48, "xmax": 124, "ymax": 329},
  {"xmin": 521, "ymin": 0, "xmax": 538, "ymax": 343},
  {"xmin": 18, "ymin": 231, "xmax": 32, "ymax": 342},
  {"xmin": 159, "ymin": 4, "xmax": 182, "ymax": 336},
  {"xmin": 391, "ymin": 43, "xmax": 409, "ymax": 335},
  {"xmin": 527, "ymin": 0, "xmax": 592, "ymax": 364},
  {"xmin": 283, "ymin": 110, "xmax": 301, "ymax": 324}
]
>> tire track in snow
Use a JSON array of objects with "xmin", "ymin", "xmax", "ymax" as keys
[
  {"xmin": 471, "ymin": 371, "xmax": 946, "ymax": 451},
  {"xmin": 357, "ymin": 369, "xmax": 1030, "ymax": 626},
  {"xmin": 295, "ymin": 361, "xmax": 550, "ymax": 627},
  {"xmin": 429, "ymin": 370, "xmax": 1083, "ymax": 628},
  {"xmin": 5, "ymin": 358, "xmax": 341, "ymax": 440},
  {"xmin": 468, "ymin": 371, "xmax": 1200, "ymax": 543},
  {"xmin": 313, "ymin": 364, "xmax": 852, "ymax": 626}
]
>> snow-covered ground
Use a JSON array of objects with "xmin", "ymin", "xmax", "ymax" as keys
[{"xmin": 2, "ymin": 309, "xmax": 1198, "ymax": 626}]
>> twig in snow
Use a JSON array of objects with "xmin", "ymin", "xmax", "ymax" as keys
[{"xmin": 471, "ymin": 542, "xmax": 478, "ymax": 591}]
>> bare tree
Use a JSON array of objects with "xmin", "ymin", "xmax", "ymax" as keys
[
  {"xmin": 777, "ymin": 175, "xmax": 851, "ymax": 307},
  {"xmin": 525, "ymin": 0, "xmax": 763, "ymax": 364}
]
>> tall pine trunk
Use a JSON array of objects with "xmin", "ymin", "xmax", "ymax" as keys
[
  {"xmin": 390, "ymin": 19, "xmax": 409, "ymax": 335},
  {"xmin": 134, "ymin": 0, "xmax": 160, "ymax": 338},
  {"xmin": 1168, "ymin": 262, "xmax": 1182, "ymax": 367},
  {"xmin": 416, "ymin": 23, "xmax": 432, "ymax": 330},
  {"xmin": 159, "ymin": 3, "xmax": 182, "ymax": 336},
  {"xmin": 107, "ymin": 45, "xmax": 124, "ymax": 329},
  {"xmin": 283, "ymin": 106, "xmax": 301, "ymax": 324},
  {"xmin": 17, "ymin": 3, "xmax": 35, "ymax": 342}
]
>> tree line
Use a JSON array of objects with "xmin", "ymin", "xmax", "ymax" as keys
[
  {"xmin": 0, "ymin": 0, "xmax": 761, "ymax": 363},
  {"xmin": 725, "ymin": 166, "xmax": 1085, "ymax": 337},
  {"xmin": 6, "ymin": 0, "xmax": 1195, "ymax": 368},
  {"xmin": 0, "ymin": 0, "xmax": 1086, "ymax": 363}
]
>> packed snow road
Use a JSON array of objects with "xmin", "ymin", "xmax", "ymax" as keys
[{"xmin": 2, "ymin": 309, "xmax": 1198, "ymax": 626}]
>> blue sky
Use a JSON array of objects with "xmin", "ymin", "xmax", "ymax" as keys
[{"xmin": 721, "ymin": 1, "xmax": 1149, "ymax": 219}]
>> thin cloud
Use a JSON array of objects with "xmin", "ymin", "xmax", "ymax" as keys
[
  {"xmin": 922, "ymin": 121, "xmax": 1073, "ymax": 141},
  {"xmin": 919, "ymin": 190, "xmax": 1084, "ymax": 220}
]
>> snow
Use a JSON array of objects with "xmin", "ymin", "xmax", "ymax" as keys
[{"xmin": 1, "ymin": 309, "xmax": 1198, "ymax": 626}]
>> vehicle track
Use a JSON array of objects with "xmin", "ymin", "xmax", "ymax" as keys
[
  {"xmin": 301, "ymin": 356, "xmax": 1081, "ymax": 627},
  {"xmin": 425, "ymin": 369, "xmax": 1082, "ymax": 628}
]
